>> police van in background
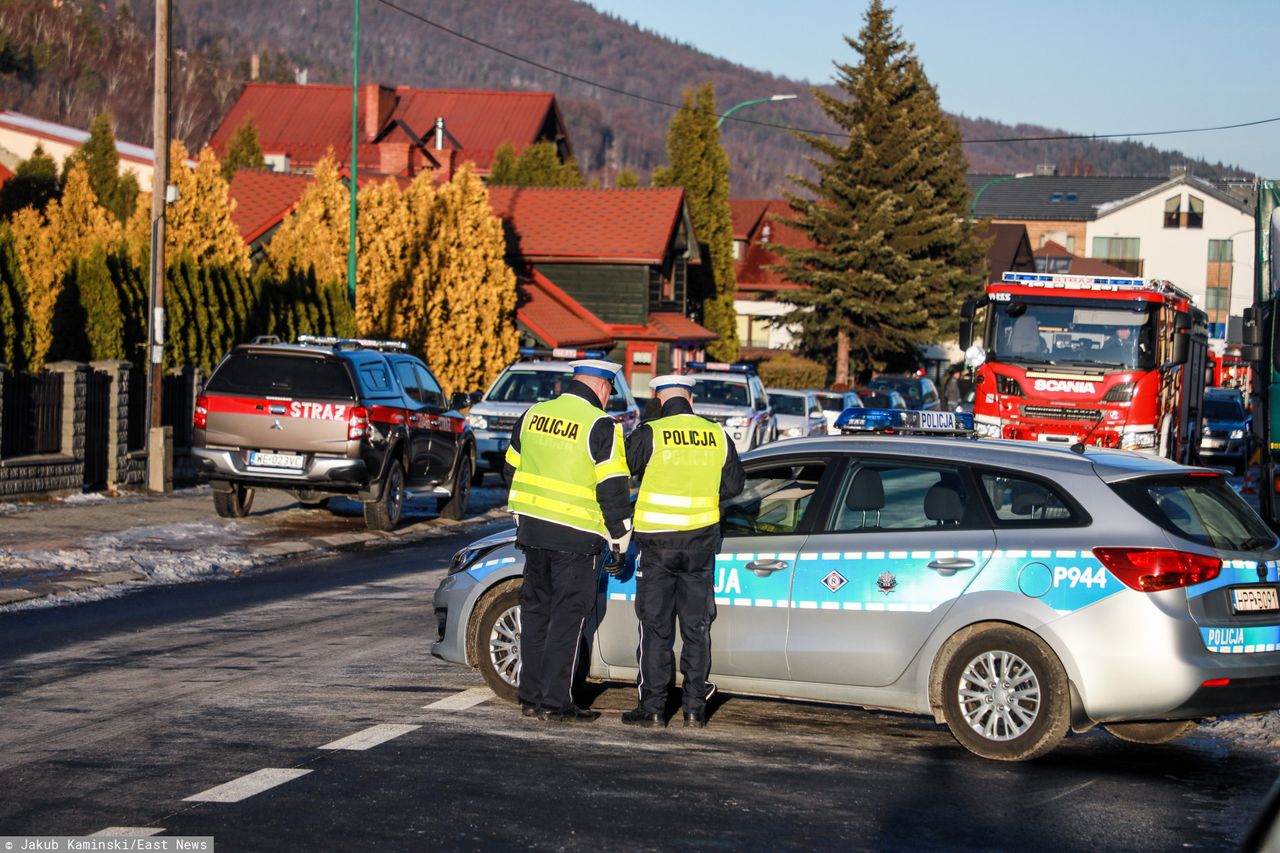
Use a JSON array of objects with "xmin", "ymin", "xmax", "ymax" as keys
[
  {"xmin": 684, "ymin": 361, "xmax": 778, "ymax": 453},
  {"xmin": 466, "ymin": 348, "xmax": 640, "ymax": 484}
]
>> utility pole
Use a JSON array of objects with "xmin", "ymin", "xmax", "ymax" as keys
[{"xmin": 145, "ymin": 0, "xmax": 171, "ymax": 493}]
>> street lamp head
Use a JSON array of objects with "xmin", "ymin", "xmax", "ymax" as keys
[{"xmin": 770, "ymin": 94, "xmax": 798, "ymax": 101}]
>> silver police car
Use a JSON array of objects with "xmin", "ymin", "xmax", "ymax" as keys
[
  {"xmin": 432, "ymin": 411, "xmax": 1280, "ymax": 761},
  {"xmin": 466, "ymin": 349, "xmax": 640, "ymax": 483}
]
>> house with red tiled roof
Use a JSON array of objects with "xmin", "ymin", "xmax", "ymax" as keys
[
  {"xmin": 224, "ymin": 175, "xmax": 715, "ymax": 393},
  {"xmin": 730, "ymin": 199, "xmax": 813, "ymax": 352},
  {"xmin": 0, "ymin": 161, "xmax": 14, "ymax": 188},
  {"xmin": 209, "ymin": 83, "xmax": 572, "ymax": 181},
  {"xmin": 489, "ymin": 186, "xmax": 714, "ymax": 394}
]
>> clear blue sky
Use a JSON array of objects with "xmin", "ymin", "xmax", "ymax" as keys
[{"xmin": 588, "ymin": 0, "xmax": 1280, "ymax": 177}]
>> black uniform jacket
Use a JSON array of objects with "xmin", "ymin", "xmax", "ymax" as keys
[
  {"xmin": 625, "ymin": 396, "xmax": 746, "ymax": 553},
  {"xmin": 504, "ymin": 380, "xmax": 633, "ymax": 555}
]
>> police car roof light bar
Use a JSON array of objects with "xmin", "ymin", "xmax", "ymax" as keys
[
  {"xmin": 296, "ymin": 335, "xmax": 410, "ymax": 353},
  {"xmin": 834, "ymin": 407, "xmax": 977, "ymax": 437},
  {"xmin": 517, "ymin": 347, "xmax": 607, "ymax": 360},
  {"xmin": 685, "ymin": 361, "xmax": 755, "ymax": 374}
]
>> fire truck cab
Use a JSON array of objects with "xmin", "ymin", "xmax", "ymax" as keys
[{"xmin": 959, "ymin": 272, "xmax": 1208, "ymax": 461}]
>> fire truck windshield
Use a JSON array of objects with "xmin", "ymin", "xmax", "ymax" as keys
[{"xmin": 988, "ymin": 296, "xmax": 1157, "ymax": 371}]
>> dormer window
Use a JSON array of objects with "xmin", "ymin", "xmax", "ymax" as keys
[
  {"xmin": 1187, "ymin": 195, "xmax": 1204, "ymax": 229},
  {"xmin": 1163, "ymin": 195, "xmax": 1180, "ymax": 228},
  {"xmin": 760, "ymin": 223, "xmax": 772, "ymax": 244}
]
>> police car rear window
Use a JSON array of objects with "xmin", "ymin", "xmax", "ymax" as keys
[
  {"xmin": 206, "ymin": 353, "xmax": 356, "ymax": 400},
  {"xmin": 1110, "ymin": 475, "xmax": 1274, "ymax": 551}
]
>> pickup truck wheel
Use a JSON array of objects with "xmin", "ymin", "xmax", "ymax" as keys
[
  {"xmin": 1103, "ymin": 720, "xmax": 1198, "ymax": 744},
  {"xmin": 363, "ymin": 459, "xmax": 405, "ymax": 531},
  {"xmin": 940, "ymin": 625, "xmax": 1070, "ymax": 761},
  {"xmin": 438, "ymin": 457, "xmax": 471, "ymax": 521},
  {"xmin": 213, "ymin": 484, "xmax": 254, "ymax": 518}
]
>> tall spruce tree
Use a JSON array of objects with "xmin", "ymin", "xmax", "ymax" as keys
[
  {"xmin": 64, "ymin": 113, "xmax": 139, "ymax": 224},
  {"xmin": 0, "ymin": 145, "xmax": 61, "ymax": 220},
  {"xmin": 220, "ymin": 118, "xmax": 267, "ymax": 182},
  {"xmin": 653, "ymin": 83, "xmax": 739, "ymax": 362},
  {"xmin": 780, "ymin": 1, "xmax": 984, "ymax": 384}
]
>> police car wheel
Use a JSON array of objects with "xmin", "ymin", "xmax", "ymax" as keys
[
  {"xmin": 474, "ymin": 587, "xmax": 522, "ymax": 702},
  {"xmin": 940, "ymin": 626, "xmax": 1070, "ymax": 761},
  {"xmin": 1103, "ymin": 720, "xmax": 1198, "ymax": 744},
  {"xmin": 213, "ymin": 484, "xmax": 254, "ymax": 519}
]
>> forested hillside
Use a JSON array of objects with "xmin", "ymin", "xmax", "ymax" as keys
[{"xmin": 0, "ymin": 0, "xmax": 1252, "ymax": 195}]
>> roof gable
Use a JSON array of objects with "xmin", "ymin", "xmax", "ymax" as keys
[
  {"xmin": 1094, "ymin": 173, "xmax": 1253, "ymax": 217},
  {"xmin": 488, "ymin": 186, "xmax": 690, "ymax": 263}
]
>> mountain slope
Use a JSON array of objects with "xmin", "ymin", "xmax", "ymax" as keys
[{"xmin": 3, "ymin": 0, "xmax": 1252, "ymax": 195}]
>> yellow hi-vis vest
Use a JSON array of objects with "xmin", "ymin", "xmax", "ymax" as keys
[
  {"xmin": 505, "ymin": 393, "xmax": 628, "ymax": 537},
  {"xmin": 634, "ymin": 413, "xmax": 727, "ymax": 533}
]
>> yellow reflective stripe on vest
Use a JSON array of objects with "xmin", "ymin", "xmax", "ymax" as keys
[
  {"xmin": 507, "ymin": 490, "xmax": 602, "ymax": 523},
  {"xmin": 504, "ymin": 445, "xmax": 521, "ymax": 467},
  {"xmin": 636, "ymin": 507, "xmax": 721, "ymax": 529},
  {"xmin": 510, "ymin": 469, "xmax": 596, "ymax": 501},
  {"xmin": 638, "ymin": 491, "xmax": 719, "ymax": 509}
]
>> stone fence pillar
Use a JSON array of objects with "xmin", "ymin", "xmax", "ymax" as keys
[
  {"xmin": 44, "ymin": 361, "xmax": 88, "ymax": 462},
  {"xmin": 91, "ymin": 359, "xmax": 132, "ymax": 491}
]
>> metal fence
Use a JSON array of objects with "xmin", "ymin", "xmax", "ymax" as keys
[
  {"xmin": 126, "ymin": 369, "xmax": 197, "ymax": 450},
  {"xmin": 1, "ymin": 371, "xmax": 64, "ymax": 458}
]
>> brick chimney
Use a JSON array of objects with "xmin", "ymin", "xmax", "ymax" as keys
[
  {"xmin": 362, "ymin": 84, "xmax": 395, "ymax": 143},
  {"xmin": 378, "ymin": 142, "xmax": 411, "ymax": 176}
]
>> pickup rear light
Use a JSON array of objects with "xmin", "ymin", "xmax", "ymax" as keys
[
  {"xmin": 1092, "ymin": 547, "xmax": 1221, "ymax": 592},
  {"xmin": 446, "ymin": 414, "xmax": 466, "ymax": 434},
  {"xmin": 347, "ymin": 406, "xmax": 370, "ymax": 440},
  {"xmin": 193, "ymin": 395, "xmax": 208, "ymax": 430}
]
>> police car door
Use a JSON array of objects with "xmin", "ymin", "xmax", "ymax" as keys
[
  {"xmin": 786, "ymin": 456, "xmax": 995, "ymax": 688},
  {"xmin": 597, "ymin": 458, "xmax": 834, "ymax": 682}
]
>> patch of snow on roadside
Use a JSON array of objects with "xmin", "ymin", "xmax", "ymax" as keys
[
  {"xmin": 0, "ymin": 503, "xmax": 17, "ymax": 515},
  {"xmin": 1204, "ymin": 709, "xmax": 1280, "ymax": 750},
  {"xmin": 60, "ymin": 492, "xmax": 111, "ymax": 505}
]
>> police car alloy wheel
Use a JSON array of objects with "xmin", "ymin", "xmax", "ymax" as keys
[
  {"xmin": 474, "ymin": 587, "xmax": 522, "ymax": 702},
  {"xmin": 940, "ymin": 626, "xmax": 1070, "ymax": 761}
]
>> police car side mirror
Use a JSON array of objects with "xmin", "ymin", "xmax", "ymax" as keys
[{"xmin": 964, "ymin": 345, "xmax": 986, "ymax": 370}]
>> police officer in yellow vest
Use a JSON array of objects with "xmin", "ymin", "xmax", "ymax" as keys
[
  {"xmin": 503, "ymin": 359, "xmax": 632, "ymax": 722},
  {"xmin": 621, "ymin": 374, "xmax": 744, "ymax": 728}
]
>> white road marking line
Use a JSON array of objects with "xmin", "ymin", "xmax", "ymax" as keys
[
  {"xmin": 319, "ymin": 723, "xmax": 422, "ymax": 750},
  {"xmin": 183, "ymin": 768, "xmax": 312, "ymax": 803},
  {"xmin": 91, "ymin": 828, "xmax": 164, "ymax": 837},
  {"xmin": 423, "ymin": 686, "xmax": 494, "ymax": 711}
]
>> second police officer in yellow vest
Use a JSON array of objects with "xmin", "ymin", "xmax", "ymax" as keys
[
  {"xmin": 622, "ymin": 373, "xmax": 744, "ymax": 728},
  {"xmin": 504, "ymin": 359, "xmax": 632, "ymax": 722}
]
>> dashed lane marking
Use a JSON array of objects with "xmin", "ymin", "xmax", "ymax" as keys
[
  {"xmin": 183, "ymin": 768, "xmax": 313, "ymax": 803},
  {"xmin": 90, "ymin": 828, "xmax": 164, "ymax": 837},
  {"xmin": 423, "ymin": 686, "xmax": 494, "ymax": 711},
  {"xmin": 319, "ymin": 723, "xmax": 422, "ymax": 751}
]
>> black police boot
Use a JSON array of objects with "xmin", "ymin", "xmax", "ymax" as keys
[
  {"xmin": 683, "ymin": 710, "xmax": 707, "ymax": 729},
  {"xmin": 539, "ymin": 705, "xmax": 601, "ymax": 723},
  {"xmin": 520, "ymin": 703, "xmax": 539, "ymax": 718},
  {"xmin": 620, "ymin": 707, "xmax": 666, "ymax": 728}
]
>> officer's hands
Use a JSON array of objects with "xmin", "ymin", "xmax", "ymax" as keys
[{"xmin": 608, "ymin": 529, "xmax": 632, "ymax": 555}]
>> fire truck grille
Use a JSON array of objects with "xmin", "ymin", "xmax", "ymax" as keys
[{"xmin": 1022, "ymin": 405, "xmax": 1103, "ymax": 422}]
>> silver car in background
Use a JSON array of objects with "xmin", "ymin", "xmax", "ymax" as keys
[
  {"xmin": 433, "ymin": 434, "xmax": 1280, "ymax": 761},
  {"xmin": 768, "ymin": 389, "xmax": 828, "ymax": 439}
]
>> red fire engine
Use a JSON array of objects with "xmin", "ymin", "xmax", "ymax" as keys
[{"xmin": 959, "ymin": 272, "xmax": 1209, "ymax": 461}]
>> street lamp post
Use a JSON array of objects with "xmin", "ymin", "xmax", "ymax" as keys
[
  {"xmin": 969, "ymin": 174, "xmax": 1024, "ymax": 222},
  {"xmin": 347, "ymin": 0, "xmax": 360, "ymax": 308},
  {"xmin": 717, "ymin": 94, "xmax": 797, "ymax": 129}
]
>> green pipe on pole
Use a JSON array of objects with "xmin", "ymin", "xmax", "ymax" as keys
[
  {"xmin": 347, "ymin": 0, "xmax": 360, "ymax": 307},
  {"xmin": 716, "ymin": 94, "xmax": 797, "ymax": 129}
]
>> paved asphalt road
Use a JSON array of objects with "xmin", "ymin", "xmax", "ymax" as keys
[{"xmin": 0, "ymin": 524, "xmax": 1276, "ymax": 852}]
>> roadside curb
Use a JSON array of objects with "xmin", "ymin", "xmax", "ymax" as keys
[{"xmin": 0, "ymin": 507, "xmax": 511, "ymax": 609}]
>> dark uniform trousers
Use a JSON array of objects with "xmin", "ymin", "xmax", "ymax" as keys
[
  {"xmin": 634, "ymin": 546, "xmax": 717, "ymax": 716},
  {"xmin": 517, "ymin": 547, "xmax": 597, "ymax": 713}
]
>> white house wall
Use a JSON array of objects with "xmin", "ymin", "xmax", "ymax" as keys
[
  {"xmin": 0, "ymin": 126, "xmax": 153, "ymax": 191},
  {"xmin": 1086, "ymin": 188, "xmax": 1255, "ymax": 321},
  {"xmin": 735, "ymin": 298, "xmax": 797, "ymax": 350}
]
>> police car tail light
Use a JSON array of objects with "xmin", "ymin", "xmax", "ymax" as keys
[
  {"xmin": 193, "ymin": 395, "xmax": 208, "ymax": 430},
  {"xmin": 347, "ymin": 406, "xmax": 370, "ymax": 440},
  {"xmin": 995, "ymin": 375, "xmax": 1024, "ymax": 397},
  {"xmin": 1092, "ymin": 547, "xmax": 1221, "ymax": 592}
]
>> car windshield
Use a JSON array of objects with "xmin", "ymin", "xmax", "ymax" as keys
[
  {"xmin": 486, "ymin": 370, "xmax": 569, "ymax": 403},
  {"xmin": 1203, "ymin": 398, "xmax": 1245, "ymax": 421},
  {"xmin": 870, "ymin": 377, "xmax": 920, "ymax": 404},
  {"xmin": 856, "ymin": 390, "xmax": 895, "ymax": 408},
  {"xmin": 988, "ymin": 296, "xmax": 1158, "ymax": 370},
  {"xmin": 772, "ymin": 394, "xmax": 807, "ymax": 416},
  {"xmin": 1110, "ymin": 474, "xmax": 1275, "ymax": 552},
  {"xmin": 692, "ymin": 379, "xmax": 749, "ymax": 407},
  {"xmin": 206, "ymin": 353, "xmax": 356, "ymax": 400}
]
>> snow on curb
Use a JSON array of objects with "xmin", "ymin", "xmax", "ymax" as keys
[{"xmin": 1203, "ymin": 709, "xmax": 1280, "ymax": 750}]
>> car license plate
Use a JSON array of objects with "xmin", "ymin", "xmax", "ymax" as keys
[
  {"xmin": 248, "ymin": 451, "xmax": 304, "ymax": 470},
  {"xmin": 1231, "ymin": 586, "xmax": 1279, "ymax": 613},
  {"xmin": 918, "ymin": 411, "xmax": 956, "ymax": 431}
]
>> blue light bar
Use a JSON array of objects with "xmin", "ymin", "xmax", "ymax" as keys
[
  {"xmin": 835, "ymin": 407, "xmax": 975, "ymax": 436},
  {"xmin": 685, "ymin": 361, "xmax": 754, "ymax": 374},
  {"xmin": 517, "ymin": 347, "xmax": 606, "ymax": 360},
  {"xmin": 1000, "ymin": 271, "xmax": 1146, "ymax": 288}
]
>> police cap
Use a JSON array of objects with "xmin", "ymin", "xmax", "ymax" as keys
[
  {"xmin": 569, "ymin": 359, "xmax": 622, "ymax": 380},
  {"xmin": 648, "ymin": 374, "xmax": 695, "ymax": 392}
]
